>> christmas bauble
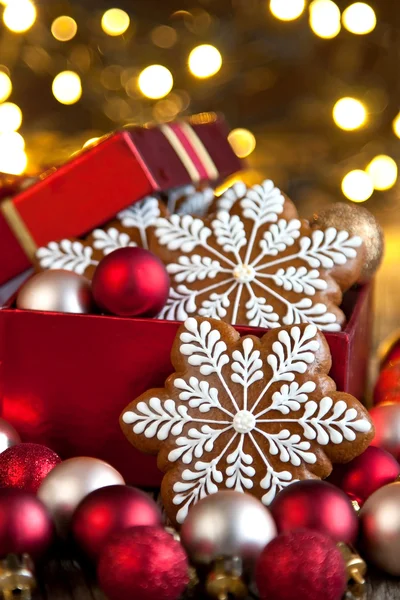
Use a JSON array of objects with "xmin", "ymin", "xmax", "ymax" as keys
[
  {"xmin": 255, "ymin": 529, "xmax": 347, "ymax": 600},
  {"xmin": 38, "ymin": 457, "xmax": 125, "ymax": 536},
  {"xmin": 312, "ymin": 202, "xmax": 384, "ymax": 282},
  {"xmin": 97, "ymin": 526, "xmax": 189, "ymax": 600},
  {"xmin": 180, "ymin": 491, "xmax": 277, "ymax": 568},
  {"xmin": 16, "ymin": 270, "xmax": 93, "ymax": 314},
  {"xmin": 330, "ymin": 446, "xmax": 400, "ymax": 505},
  {"xmin": 0, "ymin": 489, "xmax": 53, "ymax": 558},
  {"xmin": 72, "ymin": 485, "xmax": 162, "ymax": 560},
  {"xmin": 359, "ymin": 482, "xmax": 400, "ymax": 575},
  {"xmin": 92, "ymin": 247, "xmax": 170, "ymax": 317},
  {"xmin": 374, "ymin": 363, "xmax": 400, "ymax": 405},
  {"xmin": 270, "ymin": 480, "xmax": 358, "ymax": 544},
  {"xmin": 370, "ymin": 402, "xmax": 400, "ymax": 459},
  {"xmin": 0, "ymin": 443, "xmax": 61, "ymax": 493},
  {"xmin": 0, "ymin": 418, "xmax": 21, "ymax": 453}
]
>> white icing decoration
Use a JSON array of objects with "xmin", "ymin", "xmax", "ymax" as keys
[
  {"xmin": 176, "ymin": 187, "xmax": 214, "ymax": 217},
  {"xmin": 122, "ymin": 319, "xmax": 372, "ymax": 523},
  {"xmin": 167, "ymin": 255, "xmax": 222, "ymax": 283},
  {"xmin": 92, "ymin": 227, "xmax": 136, "ymax": 255},
  {"xmin": 216, "ymin": 181, "xmax": 248, "ymax": 212},
  {"xmin": 117, "ymin": 196, "xmax": 161, "ymax": 249},
  {"xmin": 36, "ymin": 240, "xmax": 96, "ymax": 275}
]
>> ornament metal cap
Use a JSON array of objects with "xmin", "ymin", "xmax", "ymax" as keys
[
  {"xmin": 206, "ymin": 557, "xmax": 248, "ymax": 600},
  {"xmin": 337, "ymin": 543, "xmax": 366, "ymax": 597},
  {"xmin": 0, "ymin": 554, "xmax": 36, "ymax": 600}
]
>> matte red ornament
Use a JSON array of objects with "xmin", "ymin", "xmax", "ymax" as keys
[
  {"xmin": 72, "ymin": 485, "xmax": 162, "ymax": 561},
  {"xmin": 270, "ymin": 480, "xmax": 358, "ymax": 544},
  {"xmin": 370, "ymin": 402, "xmax": 400, "ymax": 459},
  {"xmin": 92, "ymin": 247, "xmax": 170, "ymax": 318},
  {"xmin": 0, "ymin": 489, "xmax": 53, "ymax": 558},
  {"xmin": 329, "ymin": 446, "xmax": 400, "ymax": 505},
  {"xmin": 97, "ymin": 526, "xmax": 189, "ymax": 600},
  {"xmin": 255, "ymin": 529, "xmax": 347, "ymax": 600},
  {"xmin": 0, "ymin": 443, "xmax": 61, "ymax": 493}
]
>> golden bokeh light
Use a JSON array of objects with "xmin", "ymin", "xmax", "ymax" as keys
[
  {"xmin": 138, "ymin": 65, "xmax": 173, "ymax": 99},
  {"xmin": 150, "ymin": 25, "xmax": 177, "ymax": 48},
  {"xmin": 333, "ymin": 97, "xmax": 367, "ymax": 130},
  {"xmin": 309, "ymin": 0, "xmax": 341, "ymax": 39},
  {"xmin": 366, "ymin": 155, "xmax": 398, "ymax": 191},
  {"xmin": 269, "ymin": 0, "xmax": 306, "ymax": 21},
  {"xmin": 188, "ymin": 44, "xmax": 222, "ymax": 78},
  {"xmin": 3, "ymin": 0, "xmax": 36, "ymax": 32},
  {"xmin": 0, "ymin": 103, "xmax": 22, "ymax": 132},
  {"xmin": 52, "ymin": 71, "xmax": 82, "ymax": 105},
  {"xmin": 51, "ymin": 16, "xmax": 78, "ymax": 42},
  {"xmin": 0, "ymin": 149, "xmax": 27, "ymax": 175},
  {"xmin": 341, "ymin": 170, "xmax": 373, "ymax": 202},
  {"xmin": 392, "ymin": 113, "xmax": 400, "ymax": 139},
  {"xmin": 342, "ymin": 2, "xmax": 376, "ymax": 35},
  {"xmin": 228, "ymin": 128, "xmax": 256, "ymax": 158},
  {"xmin": 101, "ymin": 8, "xmax": 130, "ymax": 36},
  {"xmin": 0, "ymin": 72, "xmax": 12, "ymax": 103},
  {"xmin": 0, "ymin": 131, "xmax": 25, "ymax": 150},
  {"xmin": 83, "ymin": 137, "xmax": 100, "ymax": 149}
]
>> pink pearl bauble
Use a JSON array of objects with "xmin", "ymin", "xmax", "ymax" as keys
[{"xmin": 370, "ymin": 402, "xmax": 400, "ymax": 460}]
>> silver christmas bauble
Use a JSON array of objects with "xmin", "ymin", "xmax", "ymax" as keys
[
  {"xmin": 16, "ymin": 270, "xmax": 93, "ymax": 314},
  {"xmin": 0, "ymin": 418, "xmax": 21, "ymax": 453},
  {"xmin": 180, "ymin": 491, "xmax": 277, "ymax": 568}
]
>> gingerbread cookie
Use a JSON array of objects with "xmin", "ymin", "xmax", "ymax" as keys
[
  {"xmin": 35, "ymin": 196, "xmax": 167, "ymax": 279},
  {"xmin": 167, "ymin": 184, "xmax": 215, "ymax": 216},
  {"xmin": 151, "ymin": 179, "xmax": 364, "ymax": 331},
  {"xmin": 120, "ymin": 317, "xmax": 373, "ymax": 525}
]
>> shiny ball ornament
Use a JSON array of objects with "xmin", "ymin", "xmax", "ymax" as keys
[
  {"xmin": 180, "ymin": 491, "xmax": 277, "ymax": 568},
  {"xmin": 16, "ymin": 270, "xmax": 93, "ymax": 314},
  {"xmin": 255, "ymin": 529, "xmax": 347, "ymax": 600},
  {"xmin": 97, "ymin": 526, "xmax": 189, "ymax": 600},
  {"xmin": 37, "ymin": 457, "xmax": 125, "ymax": 536},
  {"xmin": 92, "ymin": 247, "xmax": 170, "ymax": 318},
  {"xmin": 359, "ymin": 482, "xmax": 400, "ymax": 575},
  {"xmin": 72, "ymin": 485, "xmax": 162, "ymax": 560},
  {"xmin": 370, "ymin": 402, "xmax": 400, "ymax": 459},
  {"xmin": 312, "ymin": 202, "xmax": 384, "ymax": 282},
  {"xmin": 0, "ymin": 443, "xmax": 61, "ymax": 493},
  {"xmin": 0, "ymin": 418, "xmax": 21, "ymax": 453},
  {"xmin": 330, "ymin": 446, "xmax": 400, "ymax": 505},
  {"xmin": 374, "ymin": 362, "xmax": 400, "ymax": 405},
  {"xmin": 0, "ymin": 489, "xmax": 53, "ymax": 558},
  {"xmin": 270, "ymin": 480, "xmax": 358, "ymax": 544}
]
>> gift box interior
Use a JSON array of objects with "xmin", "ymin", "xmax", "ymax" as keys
[{"xmin": 0, "ymin": 278, "xmax": 372, "ymax": 486}]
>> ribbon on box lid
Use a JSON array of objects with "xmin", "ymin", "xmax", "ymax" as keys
[{"xmin": 0, "ymin": 114, "xmax": 242, "ymax": 285}]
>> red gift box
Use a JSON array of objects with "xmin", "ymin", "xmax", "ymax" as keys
[
  {"xmin": 0, "ymin": 115, "xmax": 242, "ymax": 285},
  {"xmin": 0, "ymin": 282, "xmax": 372, "ymax": 487}
]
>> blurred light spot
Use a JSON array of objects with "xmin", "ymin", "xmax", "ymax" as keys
[
  {"xmin": 366, "ymin": 155, "xmax": 397, "ymax": 191},
  {"xmin": 83, "ymin": 137, "xmax": 100, "ymax": 148},
  {"xmin": 150, "ymin": 25, "xmax": 177, "ymax": 48},
  {"xmin": 52, "ymin": 71, "xmax": 82, "ymax": 105},
  {"xmin": 0, "ymin": 72, "xmax": 12, "ymax": 102},
  {"xmin": 0, "ymin": 103, "xmax": 22, "ymax": 132},
  {"xmin": 269, "ymin": 0, "xmax": 305, "ymax": 21},
  {"xmin": 101, "ymin": 65, "xmax": 123, "ymax": 90},
  {"xmin": 309, "ymin": 0, "xmax": 341, "ymax": 39},
  {"xmin": 174, "ymin": 89, "xmax": 191, "ymax": 111},
  {"xmin": 103, "ymin": 97, "xmax": 132, "ymax": 122},
  {"xmin": 228, "ymin": 128, "xmax": 256, "ymax": 158},
  {"xmin": 3, "ymin": 0, "xmax": 36, "ymax": 32},
  {"xmin": 101, "ymin": 8, "xmax": 130, "ymax": 36},
  {"xmin": 0, "ymin": 132, "xmax": 25, "ymax": 150},
  {"xmin": 333, "ymin": 97, "xmax": 366, "ymax": 130},
  {"xmin": 0, "ymin": 149, "xmax": 27, "ymax": 174},
  {"xmin": 69, "ymin": 45, "xmax": 92, "ymax": 72},
  {"xmin": 138, "ymin": 65, "xmax": 173, "ymax": 99},
  {"xmin": 152, "ymin": 98, "xmax": 181, "ymax": 121},
  {"xmin": 184, "ymin": 9, "xmax": 212, "ymax": 34},
  {"xmin": 341, "ymin": 170, "xmax": 373, "ymax": 202},
  {"xmin": 188, "ymin": 45, "xmax": 222, "ymax": 78},
  {"xmin": 392, "ymin": 113, "xmax": 400, "ymax": 139},
  {"xmin": 342, "ymin": 2, "xmax": 376, "ymax": 35},
  {"xmin": 51, "ymin": 16, "xmax": 77, "ymax": 41}
]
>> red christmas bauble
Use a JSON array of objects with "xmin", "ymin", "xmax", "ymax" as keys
[
  {"xmin": 374, "ymin": 363, "xmax": 400, "ymax": 405},
  {"xmin": 0, "ymin": 489, "xmax": 53, "ymax": 558},
  {"xmin": 329, "ymin": 446, "xmax": 400, "ymax": 505},
  {"xmin": 0, "ymin": 443, "xmax": 61, "ymax": 493},
  {"xmin": 370, "ymin": 402, "xmax": 400, "ymax": 459},
  {"xmin": 270, "ymin": 480, "xmax": 358, "ymax": 544},
  {"xmin": 255, "ymin": 529, "xmax": 347, "ymax": 600},
  {"xmin": 97, "ymin": 526, "xmax": 189, "ymax": 600},
  {"xmin": 72, "ymin": 485, "xmax": 162, "ymax": 560},
  {"xmin": 92, "ymin": 247, "xmax": 170, "ymax": 318}
]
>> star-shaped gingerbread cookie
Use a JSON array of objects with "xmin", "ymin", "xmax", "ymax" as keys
[{"xmin": 120, "ymin": 317, "xmax": 373, "ymax": 525}]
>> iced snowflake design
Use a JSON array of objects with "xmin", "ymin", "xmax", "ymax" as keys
[
  {"xmin": 167, "ymin": 184, "xmax": 215, "ymax": 217},
  {"xmin": 121, "ymin": 317, "xmax": 373, "ymax": 524},
  {"xmin": 151, "ymin": 180, "xmax": 363, "ymax": 331}
]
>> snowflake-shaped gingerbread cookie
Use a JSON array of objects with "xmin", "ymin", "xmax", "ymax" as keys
[
  {"xmin": 35, "ymin": 196, "xmax": 167, "ymax": 279},
  {"xmin": 150, "ymin": 180, "xmax": 364, "ymax": 331},
  {"xmin": 120, "ymin": 317, "xmax": 373, "ymax": 525}
]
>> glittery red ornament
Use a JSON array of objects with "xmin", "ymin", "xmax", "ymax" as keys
[
  {"xmin": 97, "ymin": 526, "xmax": 189, "ymax": 600},
  {"xmin": 72, "ymin": 485, "xmax": 162, "ymax": 561},
  {"xmin": 329, "ymin": 446, "xmax": 400, "ymax": 505},
  {"xmin": 92, "ymin": 247, "xmax": 170, "ymax": 318},
  {"xmin": 270, "ymin": 480, "xmax": 358, "ymax": 544},
  {"xmin": 0, "ymin": 443, "xmax": 61, "ymax": 493},
  {"xmin": 0, "ymin": 489, "xmax": 53, "ymax": 558},
  {"xmin": 255, "ymin": 529, "xmax": 347, "ymax": 600}
]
